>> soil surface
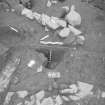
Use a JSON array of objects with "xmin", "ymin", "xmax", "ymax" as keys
[{"xmin": 0, "ymin": 0, "xmax": 105, "ymax": 105}]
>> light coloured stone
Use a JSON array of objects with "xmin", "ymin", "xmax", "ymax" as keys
[
  {"xmin": 16, "ymin": 90, "xmax": 28, "ymax": 98},
  {"xmin": 61, "ymin": 89, "xmax": 73, "ymax": 93},
  {"xmin": 41, "ymin": 14, "xmax": 50, "ymax": 26},
  {"xmin": 76, "ymin": 35, "xmax": 85, "ymax": 45},
  {"xmin": 21, "ymin": 8, "xmax": 34, "ymax": 19},
  {"xmin": 51, "ymin": 16, "xmax": 66, "ymax": 28},
  {"xmin": 68, "ymin": 25, "xmax": 82, "ymax": 35},
  {"xmin": 25, "ymin": 95, "xmax": 36, "ymax": 105},
  {"xmin": 17, "ymin": 103, "xmax": 23, "ymax": 105},
  {"xmin": 77, "ymin": 81, "xmax": 93, "ymax": 92},
  {"xmin": 37, "ymin": 65, "xmax": 43, "ymax": 73},
  {"xmin": 69, "ymin": 84, "xmax": 78, "ymax": 93},
  {"xmin": 41, "ymin": 97, "xmax": 54, "ymax": 105},
  {"xmin": 3, "ymin": 92, "xmax": 14, "ymax": 105},
  {"xmin": 51, "ymin": 0, "xmax": 58, "ymax": 4},
  {"xmin": 55, "ymin": 95, "xmax": 63, "ymax": 105},
  {"xmin": 69, "ymin": 95, "xmax": 80, "ymax": 101},
  {"xmin": 62, "ymin": 6, "xmax": 69, "ymax": 12},
  {"xmin": 47, "ymin": 0, "xmax": 52, "ymax": 7},
  {"xmin": 27, "ymin": 60, "xmax": 36, "ymax": 68},
  {"xmin": 101, "ymin": 91, "xmax": 105, "ymax": 98},
  {"xmin": 56, "ymin": 19, "xmax": 67, "ymax": 28},
  {"xmin": 58, "ymin": 27, "xmax": 70, "ymax": 38},
  {"xmin": 76, "ymin": 81, "xmax": 94, "ymax": 98},
  {"xmin": 61, "ymin": 84, "xmax": 78, "ymax": 94},
  {"xmin": 47, "ymin": 17, "xmax": 59, "ymax": 29},
  {"xmin": 62, "ymin": 96, "xmax": 69, "ymax": 101},
  {"xmin": 30, "ymin": 95, "xmax": 36, "ymax": 105},
  {"xmin": 33, "ymin": 12, "xmax": 41, "ymax": 22},
  {"xmin": 65, "ymin": 5, "xmax": 81, "ymax": 26},
  {"xmin": 36, "ymin": 90, "xmax": 45, "ymax": 101}
]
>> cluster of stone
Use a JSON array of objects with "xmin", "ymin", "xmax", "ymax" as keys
[
  {"xmin": 21, "ymin": 4, "xmax": 83, "ymax": 39},
  {"xmin": 3, "ymin": 80, "xmax": 105, "ymax": 105}
]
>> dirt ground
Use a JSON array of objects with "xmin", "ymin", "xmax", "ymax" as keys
[{"xmin": 0, "ymin": 0, "xmax": 105, "ymax": 105}]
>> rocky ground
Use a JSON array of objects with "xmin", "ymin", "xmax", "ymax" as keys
[{"xmin": 0, "ymin": 0, "xmax": 105, "ymax": 105}]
